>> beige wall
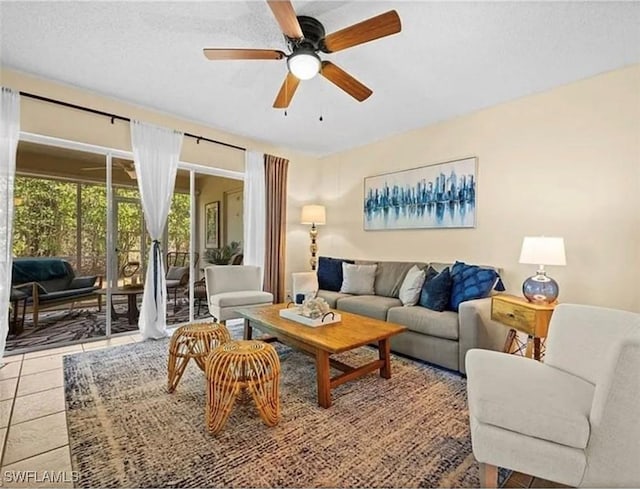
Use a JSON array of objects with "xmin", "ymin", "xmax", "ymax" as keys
[
  {"xmin": 317, "ymin": 65, "xmax": 640, "ymax": 312},
  {"xmin": 195, "ymin": 175, "xmax": 243, "ymax": 270},
  {"xmin": 1, "ymin": 67, "xmax": 320, "ymax": 289}
]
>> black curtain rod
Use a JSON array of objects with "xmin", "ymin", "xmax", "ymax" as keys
[{"xmin": 19, "ymin": 91, "xmax": 246, "ymax": 152}]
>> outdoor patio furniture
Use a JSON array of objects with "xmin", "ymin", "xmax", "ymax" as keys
[
  {"xmin": 11, "ymin": 257, "xmax": 102, "ymax": 328},
  {"xmin": 166, "ymin": 251, "xmax": 199, "ymax": 311},
  {"xmin": 9, "ymin": 287, "xmax": 28, "ymax": 335}
]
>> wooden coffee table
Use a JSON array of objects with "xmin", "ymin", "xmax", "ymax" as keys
[{"xmin": 236, "ymin": 304, "xmax": 407, "ymax": 408}]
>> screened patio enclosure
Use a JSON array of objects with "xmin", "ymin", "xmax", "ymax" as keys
[{"xmin": 8, "ymin": 140, "xmax": 242, "ymax": 353}]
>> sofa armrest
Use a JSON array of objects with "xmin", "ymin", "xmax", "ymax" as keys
[
  {"xmin": 70, "ymin": 275, "xmax": 98, "ymax": 289},
  {"xmin": 13, "ymin": 281, "xmax": 48, "ymax": 297},
  {"xmin": 458, "ymin": 297, "xmax": 510, "ymax": 374}
]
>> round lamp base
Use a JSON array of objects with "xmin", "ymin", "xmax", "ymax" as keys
[{"xmin": 522, "ymin": 272, "xmax": 559, "ymax": 304}]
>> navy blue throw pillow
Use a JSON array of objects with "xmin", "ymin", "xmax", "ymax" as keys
[
  {"xmin": 449, "ymin": 261, "xmax": 505, "ymax": 312},
  {"xmin": 317, "ymin": 257, "xmax": 354, "ymax": 292},
  {"xmin": 419, "ymin": 267, "xmax": 453, "ymax": 312}
]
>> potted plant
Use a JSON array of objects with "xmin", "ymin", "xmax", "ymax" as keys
[{"xmin": 205, "ymin": 241, "xmax": 242, "ymax": 265}]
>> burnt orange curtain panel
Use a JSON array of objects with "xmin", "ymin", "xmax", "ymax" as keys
[{"xmin": 263, "ymin": 154, "xmax": 289, "ymax": 302}]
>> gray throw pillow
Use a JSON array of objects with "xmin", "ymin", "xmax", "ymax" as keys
[
  {"xmin": 340, "ymin": 263, "xmax": 377, "ymax": 295},
  {"xmin": 166, "ymin": 266, "xmax": 189, "ymax": 281}
]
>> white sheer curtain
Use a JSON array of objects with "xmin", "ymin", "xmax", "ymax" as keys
[
  {"xmin": 0, "ymin": 88, "xmax": 20, "ymax": 364},
  {"xmin": 243, "ymin": 151, "xmax": 266, "ymax": 284},
  {"xmin": 130, "ymin": 121, "xmax": 183, "ymax": 340}
]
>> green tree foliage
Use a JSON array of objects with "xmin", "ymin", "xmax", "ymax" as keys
[{"xmin": 13, "ymin": 176, "xmax": 191, "ymax": 276}]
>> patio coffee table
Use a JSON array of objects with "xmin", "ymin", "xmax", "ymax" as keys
[
  {"xmin": 236, "ymin": 303, "xmax": 407, "ymax": 408},
  {"xmin": 97, "ymin": 286, "xmax": 143, "ymax": 325}
]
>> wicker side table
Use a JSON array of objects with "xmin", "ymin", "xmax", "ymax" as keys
[
  {"xmin": 205, "ymin": 340, "xmax": 281, "ymax": 434},
  {"xmin": 167, "ymin": 321, "xmax": 231, "ymax": 392}
]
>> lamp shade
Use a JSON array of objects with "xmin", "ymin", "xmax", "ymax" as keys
[
  {"xmin": 519, "ymin": 237, "xmax": 566, "ymax": 266},
  {"xmin": 301, "ymin": 205, "xmax": 326, "ymax": 225},
  {"xmin": 287, "ymin": 51, "xmax": 321, "ymax": 80}
]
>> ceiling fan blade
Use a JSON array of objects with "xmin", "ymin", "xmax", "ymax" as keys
[
  {"xmin": 203, "ymin": 48, "xmax": 285, "ymax": 60},
  {"xmin": 323, "ymin": 10, "xmax": 401, "ymax": 53},
  {"xmin": 320, "ymin": 61, "xmax": 372, "ymax": 102},
  {"xmin": 266, "ymin": 0, "xmax": 303, "ymax": 39},
  {"xmin": 273, "ymin": 72, "xmax": 300, "ymax": 108},
  {"xmin": 80, "ymin": 167, "xmax": 105, "ymax": 171}
]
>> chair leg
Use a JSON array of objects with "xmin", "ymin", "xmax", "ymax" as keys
[{"xmin": 479, "ymin": 463, "xmax": 498, "ymax": 488}]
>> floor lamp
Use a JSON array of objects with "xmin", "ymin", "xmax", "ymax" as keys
[{"xmin": 301, "ymin": 205, "xmax": 326, "ymax": 271}]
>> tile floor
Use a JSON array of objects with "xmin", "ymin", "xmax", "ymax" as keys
[
  {"xmin": 0, "ymin": 334, "xmax": 141, "ymax": 488},
  {"xmin": 0, "ymin": 332, "xmax": 563, "ymax": 488}
]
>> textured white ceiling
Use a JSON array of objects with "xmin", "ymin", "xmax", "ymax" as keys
[{"xmin": 1, "ymin": 1, "xmax": 639, "ymax": 156}]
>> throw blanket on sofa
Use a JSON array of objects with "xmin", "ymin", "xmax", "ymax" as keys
[{"xmin": 12, "ymin": 258, "xmax": 69, "ymax": 284}]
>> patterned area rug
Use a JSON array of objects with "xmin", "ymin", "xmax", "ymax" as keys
[
  {"xmin": 6, "ymin": 300, "xmax": 208, "ymax": 351},
  {"xmin": 64, "ymin": 338, "xmax": 484, "ymax": 488}
]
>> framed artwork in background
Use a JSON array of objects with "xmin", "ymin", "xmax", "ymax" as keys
[
  {"xmin": 205, "ymin": 201, "xmax": 220, "ymax": 248},
  {"xmin": 363, "ymin": 156, "xmax": 477, "ymax": 230}
]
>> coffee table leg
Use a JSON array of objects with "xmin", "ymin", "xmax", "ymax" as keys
[
  {"xmin": 315, "ymin": 350, "xmax": 331, "ymax": 408},
  {"xmin": 379, "ymin": 338, "xmax": 392, "ymax": 379},
  {"xmin": 243, "ymin": 319, "xmax": 253, "ymax": 340}
]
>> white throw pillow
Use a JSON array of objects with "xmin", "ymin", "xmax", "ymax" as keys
[
  {"xmin": 340, "ymin": 263, "xmax": 377, "ymax": 295},
  {"xmin": 398, "ymin": 265, "xmax": 427, "ymax": 306}
]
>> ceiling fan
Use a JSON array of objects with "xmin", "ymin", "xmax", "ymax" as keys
[
  {"xmin": 203, "ymin": 1, "xmax": 401, "ymax": 108},
  {"xmin": 81, "ymin": 160, "xmax": 137, "ymax": 180}
]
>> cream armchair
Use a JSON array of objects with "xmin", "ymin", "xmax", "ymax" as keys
[
  {"xmin": 466, "ymin": 303, "xmax": 640, "ymax": 488},
  {"xmin": 291, "ymin": 271, "xmax": 318, "ymax": 303},
  {"xmin": 204, "ymin": 265, "xmax": 273, "ymax": 323}
]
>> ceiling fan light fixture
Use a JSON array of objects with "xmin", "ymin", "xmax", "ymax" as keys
[{"xmin": 287, "ymin": 51, "xmax": 321, "ymax": 80}]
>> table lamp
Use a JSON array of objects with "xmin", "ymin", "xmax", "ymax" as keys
[
  {"xmin": 519, "ymin": 236, "xmax": 566, "ymax": 304},
  {"xmin": 301, "ymin": 204, "xmax": 326, "ymax": 271}
]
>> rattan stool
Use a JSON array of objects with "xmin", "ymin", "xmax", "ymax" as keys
[
  {"xmin": 168, "ymin": 322, "xmax": 231, "ymax": 392},
  {"xmin": 205, "ymin": 340, "xmax": 281, "ymax": 434}
]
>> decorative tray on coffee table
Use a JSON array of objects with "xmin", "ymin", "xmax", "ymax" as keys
[{"xmin": 279, "ymin": 307, "xmax": 342, "ymax": 327}]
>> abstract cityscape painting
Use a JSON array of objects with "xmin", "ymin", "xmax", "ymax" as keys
[{"xmin": 364, "ymin": 157, "xmax": 477, "ymax": 230}]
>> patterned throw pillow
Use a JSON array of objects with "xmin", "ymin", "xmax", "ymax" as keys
[
  {"xmin": 317, "ymin": 257, "xmax": 354, "ymax": 292},
  {"xmin": 449, "ymin": 261, "xmax": 505, "ymax": 312},
  {"xmin": 419, "ymin": 267, "xmax": 453, "ymax": 312}
]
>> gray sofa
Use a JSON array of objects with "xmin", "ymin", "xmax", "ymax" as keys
[{"xmin": 315, "ymin": 260, "xmax": 507, "ymax": 374}]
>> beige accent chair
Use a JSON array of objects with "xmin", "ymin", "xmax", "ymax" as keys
[
  {"xmin": 466, "ymin": 303, "xmax": 640, "ymax": 488},
  {"xmin": 204, "ymin": 265, "xmax": 273, "ymax": 323},
  {"xmin": 291, "ymin": 271, "xmax": 319, "ymax": 302}
]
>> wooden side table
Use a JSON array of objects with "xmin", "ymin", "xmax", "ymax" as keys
[{"xmin": 491, "ymin": 294, "xmax": 556, "ymax": 361}]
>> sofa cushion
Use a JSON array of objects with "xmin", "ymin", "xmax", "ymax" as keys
[
  {"xmin": 398, "ymin": 265, "xmax": 427, "ymax": 306},
  {"xmin": 33, "ymin": 286, "xmax": 99, "ymax": 303},
  {"xmin": 39, "ymin": 277, "xmax": 73, "ymax": 293},
  {"xmin": 371, "ymin": 261, "xmax": 426, "ymax": 298},
  {"xmin": 317, "ymin": 257, "xmax": 354, "ymax": 292},
  {"xmin": 336, "ymin": 295, "xmax": 402, "ymax": 321},
  {"xmin": 466, "ymin": 349, "xmax": 594, "ymax": 449},
  {"xmin": 210, "ymin": 291, "xmax": 273, "ymax": 308},
  {"xmin": 70, "ymin": 276, "xmax": 98, "ymax": 289},
  {"xmin": 387, "ymin": 306, "xmax": 460, "ymax": 340},
  {"xmin": 317, "ymin": 290, "xmax": 352, "ymax": 308},
  {"xmin": 419, "ymin": 267, "xmax": 453, "ymax": 312},
  {"xmin": 166, "ymin": 279, "xmax": 183, "ymax": 289},
  {"xmin": 340, "ymin": 263, "xmax": 377, "ymax": 295},
  {"xmin": 449, "ymin": 261, "xmax": 504, "ymax": 312},
  {"xmin": 166, "ymin": 266, "xmax": 189, "ymax": 282}
]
